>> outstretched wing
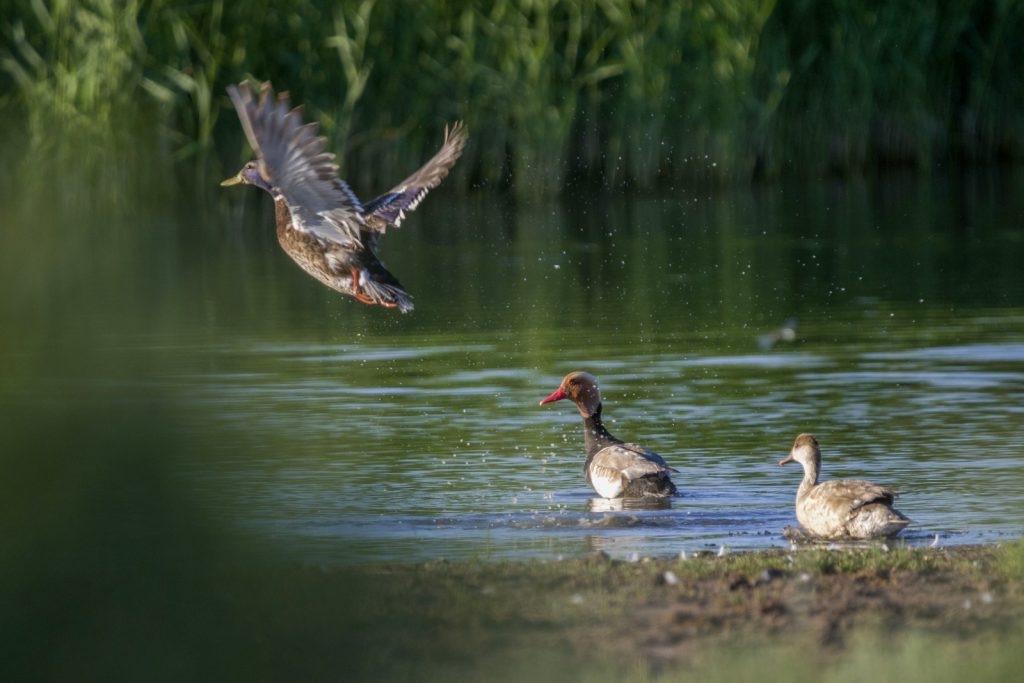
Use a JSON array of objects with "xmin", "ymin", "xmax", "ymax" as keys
[
  {"xmin": 228, "ymin": 81, "xmax": 364, "ymax": 245},
  {"xmin": 363, "ymin": 121, "xmax": 468, "ymax": 231}
]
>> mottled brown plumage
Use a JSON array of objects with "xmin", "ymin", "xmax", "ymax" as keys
[
  {"xmin": 221, "ymin": 81, "xmax": 468, "ymax": 312},
  {"xmin": 540, "ymin": 371, "xmax": 678, "ymax": 499},
  {"xmin": 778, "ymin": 433, "xmax": 911, "ymax": 539}
]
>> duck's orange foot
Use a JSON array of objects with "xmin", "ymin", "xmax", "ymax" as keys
[
  {"xmin": 349, "ymin": 268, "xmax": 397, "ymax": 308},
  {"xmin": 355, "ymin": 292, "xmax": 397, "ymax": 308},
  {"xmin": 350, "ymin": 269, "xmax": 374, "ymax": 305},
  {"xmin": 353, "ymin": 291, "xmax": 377, "ymax": 305}
]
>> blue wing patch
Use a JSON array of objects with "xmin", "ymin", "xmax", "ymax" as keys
[{"xmin": 364, "ymin": 188, "xmax": 429, "ymax": 227}]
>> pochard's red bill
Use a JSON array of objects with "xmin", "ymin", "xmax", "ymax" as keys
[{"xmin": 539, "ymin": 387, "xmax": 568, "ymax": 405}]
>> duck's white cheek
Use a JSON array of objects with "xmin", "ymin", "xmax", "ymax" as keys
[{"xmin": 592, "ymin": 472, "xmax": 624, "ymax": 499}]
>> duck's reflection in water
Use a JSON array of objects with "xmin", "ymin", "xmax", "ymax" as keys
[{"xmin": 587, "ymin": 496, "xmax": 674, "ymax": 513}]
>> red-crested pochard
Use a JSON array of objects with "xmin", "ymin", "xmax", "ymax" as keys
[{"xmin": 540, "ymin": 371, "xmax": 678, "ymax": 499}]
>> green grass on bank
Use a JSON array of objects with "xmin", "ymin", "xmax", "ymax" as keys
[{"xmin": 3, "ymin": 0, "xmax": 1024, "ymax": 194}]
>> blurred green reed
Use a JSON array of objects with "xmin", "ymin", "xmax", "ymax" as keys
[{"xmin": 3, "ymin": 0, "xmax": 1023, "ymax": 194}]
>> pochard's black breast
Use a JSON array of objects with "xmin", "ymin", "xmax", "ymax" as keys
[{"xmin": 581, "ymin": 406, "xmax": 621, "ymax": 462}]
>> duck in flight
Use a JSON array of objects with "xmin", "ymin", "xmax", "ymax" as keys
[{"xmin": 221, "ymin": 81, "xmax": 468, "ymax": 312}]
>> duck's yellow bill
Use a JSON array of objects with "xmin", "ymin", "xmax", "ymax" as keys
[{"xmin": 220, "ymin": 174, "xmax": 243, "ymax": 186}]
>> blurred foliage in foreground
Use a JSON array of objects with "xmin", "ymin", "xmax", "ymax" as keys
[{"xmin": 2, "ymin": 0, "xmax": 1023, "ymax": 194}]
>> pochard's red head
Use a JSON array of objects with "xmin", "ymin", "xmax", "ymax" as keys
[{"xmin": 539, "ymin": 371, "xmax": 601, "ymax": 418}]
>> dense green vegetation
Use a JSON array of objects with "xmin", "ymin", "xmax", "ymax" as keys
[{"xmin": 3, "ymin": 0, "xmax": 1023, "ymax": 194}]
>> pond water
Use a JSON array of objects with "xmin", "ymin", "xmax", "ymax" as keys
[{"xmin": 5, "ymin": 169, "xmax": 1024, "ymax": 562}]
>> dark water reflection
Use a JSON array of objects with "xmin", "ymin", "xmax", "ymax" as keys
[{"xmin": 4, "ymin": 170, "xmax": 1024, "ymax": 562}]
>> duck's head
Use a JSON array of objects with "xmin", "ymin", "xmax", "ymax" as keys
[
  {"xmin": 779, "ymin": 433, "xmax": 820, "ymax": 467},
  {"xmin": 539, "ymin": 371, "xmax": 601, "ymax": 418},
  {"xmin": 221, "ymin": 160, "xmax": 272, "ymax": 193}
]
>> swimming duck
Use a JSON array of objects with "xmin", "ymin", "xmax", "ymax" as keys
[
  {"xmin": 778, "ymin": 433, "xmax": 911, "ymax": 539},
  {"xmin": 540, "ymin": 371, "xmax": 678, "ymax": 498},
  {"xmin": 221, "ymin": 81, "xmax": 467, "ymax": 312}
]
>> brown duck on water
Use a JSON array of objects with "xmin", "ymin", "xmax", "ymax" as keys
[
  {"xmin": 779, "ymin": 433, "xmax": 911, "ymax": 539},
  {"xmin": 540, "ymin": 371, "xmax": 678, "ymax": 499},
  {"xmin": 221, "ymin": 81, "xmax": 468, "ymax": 312}
]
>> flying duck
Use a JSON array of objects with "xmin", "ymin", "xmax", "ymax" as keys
[{"xmin": 221, "ymin": 81, "xmax": 467, "ymax": 312}]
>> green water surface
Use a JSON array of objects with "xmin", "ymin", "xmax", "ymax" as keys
[{"xmin": 3, "ymin": 169, "xmax": 1023, "ymax": 562}]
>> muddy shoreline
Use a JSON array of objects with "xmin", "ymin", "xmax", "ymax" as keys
[{"xmin": 349, "ymin": 543, "xmax": 1023, "ymax": 669}]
